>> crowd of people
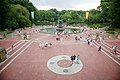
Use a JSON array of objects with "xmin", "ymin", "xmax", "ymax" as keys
[
  {"xmin": 75, "ymin": 36, "xmax": 82, "ymax": 41},
  {"xmin": 39, "ymin": 41, "xmax": 52, "ymax": 48},
  {"xmin": 70, "ymin": 55, "xmax": 80, "ymax": 66}
]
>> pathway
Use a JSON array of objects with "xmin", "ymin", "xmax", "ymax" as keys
[{"xmin": 0, "ymin": 26, "xmax": 120, "ymax": 80}]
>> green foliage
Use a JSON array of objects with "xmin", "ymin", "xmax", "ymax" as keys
[
  {"xmin": 62, "ymin": 12, "xmax": 73, "ymax": 24},
  {"xmin": 1, "ymin": 0, "xmax": 120, "ymax": 31},
  {"xmin": 100, "ymin": 0, "xmax": 120, "ymax": 28},
  {"xmin": 87, "ymin": 0, "xmax": 120, "ymax": 29},
  {"xmin": 111, "ymin": 0, "xmax": 120, "ymax": 28},
  {"xmin": 0, "ymin": 0, "xmax": 10, "ymax": 30},
  {"xmin": 17, "ymin": 15, "xmax": 31, "ymax": 28},
  {"xmin": 70, "ymin": 28, "xmax": 78, "ymax": 32},
  {"xmin": 34, "ymin": 10, "xmax": 58, "ymax": 26},
  {"xmin": 9, "ymin": 0, "xmax": 37, "ymax": 11},
  {"xmin": 34, "ymin": 21, "xmax": 53, "ymax": 26},
  {"xmin": 100, "ymin": 0, "xmax": 112, "ymax": 23},
  {"xmin": 8, "ymin": 0, "xmax": 37, "ymax": 24},
  {"xmin": 0, "ymin": 0, "xmax": 35, "ymax": 31},
  {"xmin": 6, "ymin": 17, "xmax": 19, "ymax": 30},
  {"xmin": 89, "ymin": 23, "xmax": 104, "ymax": 29},
  {"xmin": 34, "ymin": 9, "xmax": 86, "ymax": 26},
  {"xmin": 89, "ymin": 9, "xmax": 101, "ymax": 23},
  {"xmin": 5, "ymin": 4, "xmax": 31, "ymax": 30},
  {"xmin": 59, "ymin": 11, "xmax": 85, "ymax": 25},
  {"xmin": 10, "ymin": 4, "xmax": 30, "ymax": 19}
]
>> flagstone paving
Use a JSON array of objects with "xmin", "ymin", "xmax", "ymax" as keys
[{"xmin": 0, "ymin": 26, "xmax": 120, "ymax": 80}]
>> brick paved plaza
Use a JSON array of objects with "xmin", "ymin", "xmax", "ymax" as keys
[{"xmin": 0, "ymin": 26, "xmax": 120, "ymax": 80}]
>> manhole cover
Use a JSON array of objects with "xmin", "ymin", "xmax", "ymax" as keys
[
  {"xmin": 74, "ymin": 62, "xmax": 79, "ymax": 64},
  {"xmin": 50, "ymin": 62, "xmax": 55, "ymax": 64},
  {"xmin": 62, "ymin": 56, "xmax": 66, "ymax": 58},
  {"xmin": 63, "ymin": 69, "xmax": 68, "ymax": 73}
]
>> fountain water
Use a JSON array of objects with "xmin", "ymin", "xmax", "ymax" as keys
[{"xmin": 40, "ymin": 20, "xmax": 79, "ymax": 34}]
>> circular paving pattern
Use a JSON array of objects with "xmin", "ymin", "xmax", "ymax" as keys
[
  {"xmin": 47, "ymin": 55, "xmax": 83, "ymax": 75},
  {"xmin": 57, "ymin": 60, "xmax": 72, "ymax": 68}
]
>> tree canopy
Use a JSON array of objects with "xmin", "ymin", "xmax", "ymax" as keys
[
  {"xmin": 99, "ymin": 0, "xmax": 120, "ymax": 28},
  {"xmin": 0, "ymin": 0, "xmax": 120, "ymax": 31},
  {"xmin": 0, "ymin": 0, "xmax": 36, "ymax": 31},
  {"xmin": 0, "ymin": 0, "xmax": 10, "ymax": 30}
]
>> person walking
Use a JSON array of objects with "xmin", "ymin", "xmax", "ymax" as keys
[
  {"xmin": 73, "ymin": 55, "xmax": 76, "ymax": 62},
  {"xmin": 56, "ymin": 37, "xmax": 58, "ymax": 41},
  {"xmin": 98, "ymin": 45, "xmax": 101, "ymax": 52},
  {"xmin": 70, "ymin": 55, "xmax": 74, "ymax": 66},
  {"xmin": 76, "ymin": 55, "xmax": 80, "ymax": 64},
  {"xmin": 112, "ymin": 44, "xmax": 117, "ymax": 54},
  {"xmin": 41, "ymin": 41, "xmax": 44, "ymax": 49},
  {"xmin": 75, "ymin": 36, "xmax": 77, "ymax": 41},
  {"xmin": 87, "ymin": 39, "xmax": 90, "ymax": 45},
  {"xmin": 39, "ymin": 42, "xmax": 42, "ymax": 48},
  {"xmin": 44, "ymin": 41, "xmax": 48, "ymax": 48},
  {"xmin": 80, "ymin": 36, "xmax": 82, "ymax": 40},
  {"xmin": 90, "ymin": 39, "xmax": 93, "ymax": 46}
]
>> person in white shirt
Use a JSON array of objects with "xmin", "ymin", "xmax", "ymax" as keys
[{"xmin": 112, "ymin": 44, "xmax": 117, "ymax": 54}]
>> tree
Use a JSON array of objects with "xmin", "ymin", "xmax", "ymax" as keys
[
  {"xmin": 11, "ymin": 4, "xmax": 30, "ymax": 19},
  {"xmin": 17, "ymin": 15, "xmax": 31, "ymax": 28},
  {"xmin": 6, "ymin": 4, "xmax": 31, "ymax": 30},
  {"xmin": 100, "ymin": 0, "xmax": 112, "ymax": 23},
  {"xmin": 49, "ymin": 9, "xmax": 59, "ymax": 22},
  {"xmin": 89, "ymin": 9, "xmax": 102, "ymax": 23},
  {"xmin": 62, "ymin": 12, "xmax": 73, "ymax": 24},
  {"xmin": 111, "ymin": 0, "xmax": 120, "ymax": 28},
  {"xmin": 61, "ymin": 11, "xmax": 85, "ymax": 25},
  {"xmin": 71, "ymin": 11, "xmax": 82, "ymax": 24},
  {"xmin": 34, "ymin": 9, "xmax": 59, "ymax": 26},
  {"xmin": 9, "ymin": 0, "xmax": 37, "ymax": 24},
  {"xmin": 0, "ymin": 0, "xmax": 10, "ymax": 30},
  {"xmin": 99, "ymin": 0, "xmax": 120, "ymax": 28}
]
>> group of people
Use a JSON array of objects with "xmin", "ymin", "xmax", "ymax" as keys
[
  {"xmin": 97, "ymin": 35, "xmax": 104, "ymax": 42},
  {"xmin": 86, "ymin": 38, "xmax": 93, "ymax": 46},
  {"xmin": 75, "ymin": 36, "xmax": 82, "ymax": 41},
  {"xmin": 70, "ymin": 55, "xmax": 80, "ymax": 65},
  {"xmin": 56, "ymin": 36, "xmax": 63, "ymax": 41},
  {"xmin": 39, "ymin": 41, "xmax": 52, "ymax": 48}
]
